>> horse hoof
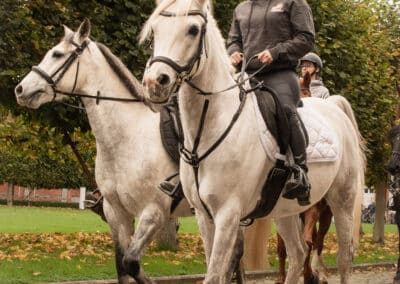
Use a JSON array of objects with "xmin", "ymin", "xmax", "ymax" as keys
[
  {"xmin": 122, "ymin": 255, "xmax": 140, "ymax": 277},
  {"xmin": 304, "ymin": 273, "xmax": 320, "ymax": 284}
]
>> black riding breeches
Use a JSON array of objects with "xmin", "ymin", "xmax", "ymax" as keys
[{"xmin": 256, "ymin": 69, "xmax": 300, "ymax": 111}]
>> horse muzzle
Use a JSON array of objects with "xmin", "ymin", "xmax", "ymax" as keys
[{"xmin": 142, "ymin": 73, "xmax": 174, "ymax": 105}]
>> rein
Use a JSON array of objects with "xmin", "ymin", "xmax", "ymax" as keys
[
  {"xmin": 150, "ymin": 9, "xmax": 267, "ymax": 220},
  {"xmin": 147, "ymin": 10, "xmax": 208, "ymax": 94},
  {"xmin": 32, "ymin": 40, "xmax": 144, "ymax": 106}
]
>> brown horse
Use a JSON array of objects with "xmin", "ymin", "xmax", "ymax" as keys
[
  {"xmin": 276, "ymin": 72, "xmax": 333, "ymax": 284},
  {"xmin": 300, "ymin": 71, "xmax": 312, "ymax": 98}
]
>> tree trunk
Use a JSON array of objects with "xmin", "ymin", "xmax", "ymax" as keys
[
  {"xmin": 155, "ymin": 217, "xmax": 179, "ymax": 250},
  {"xmin": 62, "ymin": 130, "xmax": 97, "ymax": 189},
  {"xmin": 373, "ymin": 180, "xmax": 387, "ymax": 243},
  {"xmin": 242, "ymin": 217, "xmax": 272, "ymax": 270},
  {"xmin": 6, "ymin": 183, "xmax": 14, "ymax": 206}
]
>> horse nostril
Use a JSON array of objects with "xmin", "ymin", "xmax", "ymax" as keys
[
  {"xmin": 157, "ymin": 74, "xmax": 170, "ymax": 86},
  {"xmin": 15, "ymin": 85, "xmax": 23, "ymax": 95}
]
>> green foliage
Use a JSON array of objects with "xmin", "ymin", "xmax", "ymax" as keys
[
  {"xmin": 308, "ymin": 0, "xmax": 400, "ymax": 185},
  {"xmin": 1, "ymin": 0, "xmax": 399, "ymax": 188}
]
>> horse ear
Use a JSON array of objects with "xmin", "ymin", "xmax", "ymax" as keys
[
  {"xmin": 155, "ymin": 0, "xmax": 162, "ymax": 5},
  {"xmin": 77, "ymin": 19, "xmax": 91, "ymax": 41},
  {"xmin": 63, "ymin": 25, "xmax": 74, "ymax": 37}
]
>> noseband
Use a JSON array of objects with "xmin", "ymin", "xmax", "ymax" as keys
[
  {"xmin": 32, "ymin": 40, "xmax": 89, "ymax": 101},
  {"xmin": 147, "ymin": 10, "xmax": 208, "ymax": 89}
]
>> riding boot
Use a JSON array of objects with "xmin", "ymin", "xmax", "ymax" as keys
[{"xmin": 282, "ymin": 109, "xmax": 311, "ymax": 206}]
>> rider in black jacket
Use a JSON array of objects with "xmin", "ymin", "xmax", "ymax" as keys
[{"xmin": 227, "ymin": 0, "xmax": 315, "ymax": 205}]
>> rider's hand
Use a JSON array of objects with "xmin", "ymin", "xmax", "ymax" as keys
[
  {"xmin": 230, "ymin": 52, "xmax": 243, "ymax": 66},
  {"xmin": 257, "ymin": 49, "xmax": 273, "ymax": 64}
]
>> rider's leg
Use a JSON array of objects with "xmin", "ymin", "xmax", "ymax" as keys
[
  {"xmin": 282, "ymin": 107, "xmax": 311, "ymax": 205},
  {"xmin": 257, "ymin": 70, "xmax": 310, "ymax": 205}
]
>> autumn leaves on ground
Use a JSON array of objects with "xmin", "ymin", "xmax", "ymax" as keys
[{"xmin": 0, "ymin": 232, "xmax": 398, "ymax": 279}]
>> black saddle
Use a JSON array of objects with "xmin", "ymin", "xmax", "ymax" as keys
[{"xmin": 160, "ymin": 103, "xmax": 180, "ymax": 164}]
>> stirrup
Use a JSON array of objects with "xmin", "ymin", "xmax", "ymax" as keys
[
  {"xmin": 84, "ymin": 190, "xmax": 107, "ymax": 222},
  {"xmin": 282, "ymin": 165, "xmax": 311, "ymax": 206},
  {"xmin": 159, "ymin": 181, "xmax": 184, "ymax": 199}
]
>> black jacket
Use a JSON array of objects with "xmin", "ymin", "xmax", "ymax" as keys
[{"xmin": 227, "ymin": 0, "xmax": 315, "ymax": 73}]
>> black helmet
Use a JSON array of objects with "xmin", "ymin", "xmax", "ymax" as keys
[{"xmin": 299, "ymin": 52, "xmax": 323, "ymax": 71}]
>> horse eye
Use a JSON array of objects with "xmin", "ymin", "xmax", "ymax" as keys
[
  {"xmin": 188, "ymin": 25, "xmax": 200, "ymax": 36},
  {"xmin": 52, "ymin": 51, "xmax": 64, "ymax": 58}
]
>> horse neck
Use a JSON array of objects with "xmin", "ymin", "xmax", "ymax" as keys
[
  {"xmin": 79, "ymin": 48, "xmax": 151, "ymax": 148},
  {"xmin": 179, "ymin": 47, "xmax": 240, "ymax": 148}
]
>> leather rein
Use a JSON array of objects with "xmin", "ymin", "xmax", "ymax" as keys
[{"xmin": 147, "ymin": 9, "xmax": 265, "ymax": 220}]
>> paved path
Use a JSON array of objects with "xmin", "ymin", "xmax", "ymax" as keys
[
  {"xmin": 52, "ymin": 263, "xmax": 398, "ymax": 284},
  {"xmin": 251, "ymin": 269, "xmax": 396, "ymax": 283}
]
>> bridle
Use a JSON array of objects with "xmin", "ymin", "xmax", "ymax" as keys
[
  {"xmin": 146, "ymin": 10, "xmax": 268, "ymax": 98},
  {"xmin": 147, "ymin": 10, "xmax": 208, "ymax": 95},
  {"xmin": 32, "ymin": 40, "xmax": 89, "ymax": 102},
  {"xmin": 146, "ymin": 8, "xmax": 271, "ymax": 223},
  {"xmin": 31, "ymin": 39, "xmax": 143, "ymax": 105}
]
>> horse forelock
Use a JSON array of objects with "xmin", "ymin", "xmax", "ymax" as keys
[
  {"xmin": 62, "ymin": 32, "xmax": 75, "ymax": 44},
  {"xmin": 95, "ymin": 42, "xmax": 142, "ymax": 98},
  {"xmin": 140, "ymin": 0, "xmax": 207, "ymax": 44}
]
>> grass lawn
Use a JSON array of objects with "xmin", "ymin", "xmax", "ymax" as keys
[{"xmin": 0, "ymin": 205, "xmax": 398, "ymax": 283}]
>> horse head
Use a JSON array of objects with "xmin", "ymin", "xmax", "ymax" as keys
[
  {"xmin": 300, "ymin": 71, "xmax": 311, "ymax": 98},
  {"xmin": 15, "ymin": 19, "xmax": 93, "ymax": 109},
  {"xmin": 141, "ymin": 0, "xmax": 227, "ymax": 110},
  {"xmin": 387, "ymin": 124, "xmax": 400, "ymax": 175}
]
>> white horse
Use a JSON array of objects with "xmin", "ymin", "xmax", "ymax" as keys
[
  {"xmin": 14, "ymin": 19, "xmax": 192, "ymax": 284},
  {"xmin": 141, "ymin": 1, "xmax": 366, "ymax": 283}
]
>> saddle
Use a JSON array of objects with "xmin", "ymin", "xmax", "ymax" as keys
[
  {"xmin": 242, "ymin": 82, "xmax": 293, "ymax": 221},
  {"xmin": 160, "ymin": 102, "xmax": 181, "ymax": 164},
  {"xmin": 159, "ymin": 99, "xmax": 185, "ymax": 213}
]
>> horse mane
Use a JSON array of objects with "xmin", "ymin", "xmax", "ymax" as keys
[
  {"xmin": 96, "ymin": 42, "xmax": 143, "ymax": 99},
  {"xmin": 140, "ymin": 0, "xmax": 192, "ymax": 43},
  {"xmin": 300, "ymin": 72, "xmax": 312, "ymax": 98}
]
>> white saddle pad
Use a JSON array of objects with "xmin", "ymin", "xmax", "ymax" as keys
[{"xmin": 250, "ymin": 93, "xmax": 339, "ymax": 163}]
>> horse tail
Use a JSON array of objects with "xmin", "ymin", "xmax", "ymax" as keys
[{"xmin": 327, "ymin": 95, "xmax": 367, "ymax": 249}]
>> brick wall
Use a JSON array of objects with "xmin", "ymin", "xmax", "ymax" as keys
[{"xmin": 0, "ymin": 183, "xmax": 80, "ymax": 203}]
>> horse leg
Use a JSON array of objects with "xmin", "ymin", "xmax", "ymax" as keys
[
  {"xmin": 329, "ymin": 201, "xmax": 354, "ymax": 284},
  {"xmin": 302, "ymin": 204, "xmax": 321, "ymax": 284},
  {"xmin": 203, "ymin": 206, "xmax": 242, "ymax": 284},
  {"xmin": 196, "ymin": 209, "xmax": 215, "ymax": 267},
  {"xmin": 276, "ymin": 233, "xmax": 287, "ymax": 284},
  {"xmin": 303, "ymin": 204, "xmax": 320, "ymax": 247},
  {"xmin": 312, "ymin": 204, "xmax": 332, "ymax": 284},
  {"xmin": 275, "ymin": 215, "xmax": 308, "ymax": 284},
  {"xmin": 229, "ymin": 228, "xmax": 245, "ymax": 284},
  {"xmin": 123, "ymin": 206, "xmax": 167, "ymax": 284},
  {"xmin": 103, "ymin": 199, "xmax": 134, "ymax": 284}
]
